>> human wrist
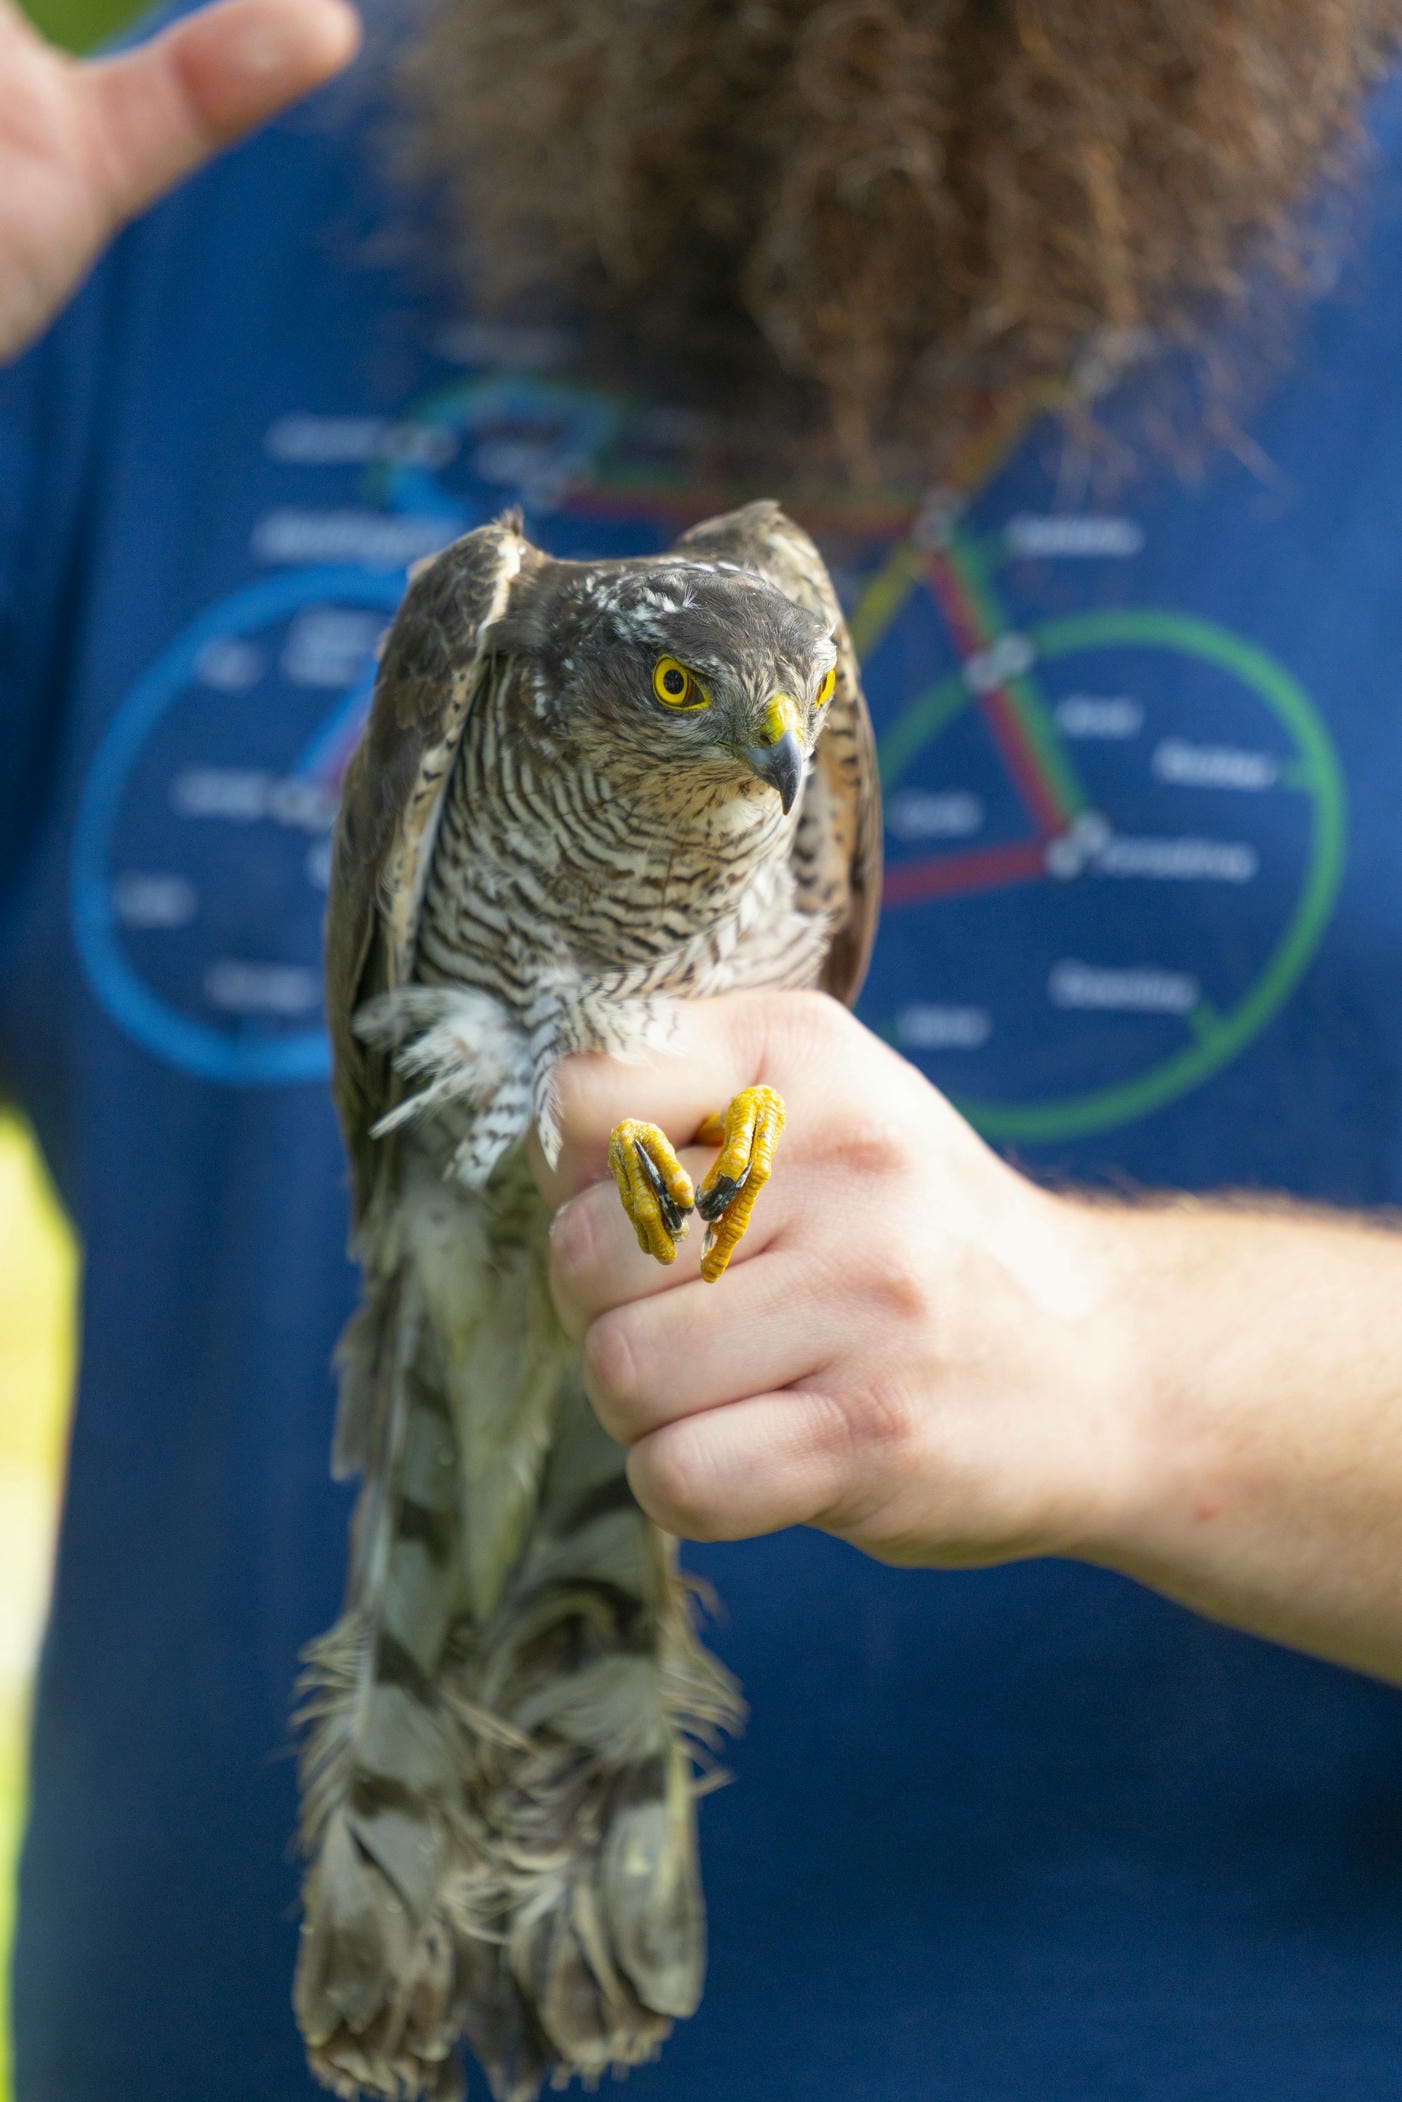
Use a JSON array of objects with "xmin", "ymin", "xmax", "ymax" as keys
[
  {"xmin": 1063, "ymin": 1196, "xmax": 1274, "ymax": 1583},
  {"xmin": 1033, "ymin": 1191, "xmax": 1190, "ymax": 1570},
  {"xmin": 945, "ymin": 1166, "xmax": 1153, "ymax": 1567}
]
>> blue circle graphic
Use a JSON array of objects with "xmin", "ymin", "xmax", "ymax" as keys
[{"xmin": 71, "ymin": 567, "xmax": 407, "ymax": 1085}]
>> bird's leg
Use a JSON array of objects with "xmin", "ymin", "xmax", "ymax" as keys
[
  {"xmin": 694, "ymin": 1086, "xmax": 785, "ymax": 1282},
  {"xmin": 608, "ymin": 1122, "xmax": 696, "ymax": 1265},
  {"xmin": 607, "ymin": 1086, "xmax": 785, "ymax": 1280}
]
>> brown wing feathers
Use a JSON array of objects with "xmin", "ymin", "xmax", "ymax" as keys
[{"xmin": 324, "ymin": 515, "xmax": 535, "ymax": 1221}]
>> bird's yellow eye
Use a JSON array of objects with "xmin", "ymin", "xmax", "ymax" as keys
[
  {"xmin": 815, "ymin": 667, "xmax": 837, "ymax": 708},
  {"xmin": 652, "ymin": 655, "xmax": 708, "ymax": 709}
]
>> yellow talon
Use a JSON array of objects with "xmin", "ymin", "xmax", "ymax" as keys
[
  {"xmin": 608, "ymin": 1089, "xmax": 785, "ymax": 1280},
  {"xmin": 607, "ymin": 1119, "xmax": 695, "ymax": 1265},
  {"xmin": 695, "ymin": 1085, "xmax": 786, "ymax": 1283}
]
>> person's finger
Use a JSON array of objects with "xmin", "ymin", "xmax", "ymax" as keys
[
  {"xmin": 627, "ymin": 1388, "xmax": 853, "ymax": 1542},
  {"xmin": 582, "ymin": 1247, "xmax": 836, "ymax": 1444},
  {"xmin": 531, "ymin": 989, "xmax": 850, "ymax": 1209},
  {"xmin": 0, "ymin": 0, "xmax": 46, "ymax": 54},
  {"xmin": 83, "ymin": 0, "xmax": 360, "ymax": 225},
  {"xmin": 548, "ymin": 1142, "xmax": 796, "ymax": 1337}
]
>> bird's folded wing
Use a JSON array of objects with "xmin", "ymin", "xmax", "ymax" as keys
[{"xmin": 324, "ymin": 512, "xmax": 539, "ymax": 1223}]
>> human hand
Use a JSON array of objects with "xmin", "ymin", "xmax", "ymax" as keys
[
  {"xmin": 533, "ymin": 991, "xmax": 1135, "ymax": 1567},
  {"xmin": 0, "ymin": 0, "xmax": 359, "ymax": 361}
]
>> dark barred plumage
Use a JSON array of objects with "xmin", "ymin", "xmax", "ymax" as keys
[{"xmin": 298, "ymin": 502, "xmax": 880, "ymax": 2101}]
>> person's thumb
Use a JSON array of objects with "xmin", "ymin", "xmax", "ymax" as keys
[{"xmin": 83, "ymin": 0, "xmax": 359, "ymax": 225}]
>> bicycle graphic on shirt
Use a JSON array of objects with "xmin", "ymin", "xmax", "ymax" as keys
[{"xmin": 70, "ymin": 368, "xmax": 1345, "ymax": 1142}]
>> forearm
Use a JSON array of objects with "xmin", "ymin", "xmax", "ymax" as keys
[
  {"xmin": 535, "ymin": 991, "xmax": 1402, "ymax": 1685},
  {"xmin": 1085, "ymin": 1197, "xmax": 1402, "ymax": 1683}
]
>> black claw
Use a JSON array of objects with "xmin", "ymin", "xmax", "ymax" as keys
[
  {"xmin": 633, "ymin": 1140, "xmax": 691, "ymax": 1239},
  {"xmin": 696, "ymin": 1164, "xmax": 751, "ymax": 1222}
]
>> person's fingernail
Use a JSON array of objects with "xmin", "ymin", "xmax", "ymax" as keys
[
  {"xmin": 234, "ymin": 20, "xmax": 289, "ymax": 72},
  {"xmin": 236, "ymin": 0, "xmax": 358, "ymax": 75},
  {"xmin": 318, "ymin": 0, "xmax": 362, "ymax": 53}
]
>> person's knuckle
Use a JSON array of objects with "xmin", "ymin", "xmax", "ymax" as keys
[
  {"xmin": 816, "ymin": 1377, "xmax": 918, "ymax": 1467},
  {"xmin": 851, "ymin": 1375, "xmax": 921, "ymax": 1458},
  {"xmin": 738, "ymin": 986, "xmax": 837, "ymax": 1088},
  {"xmin": 783, "ymin": 987, "xmax": 847, "ymax": 1060},
  {"xmin": 583, "ymin": 1307, "xmax": 645, "ymax": 1421},
  {"xmin": 795, "ymin": 1388, "xmax": 877, "ymax": 1533},
  {"xmin": 865, "ymin": 1248, "xmax": 939, "ymax": 1330},
  {"xmin": 634, "ymin": 1421, "xmax": 723, "ymax": 1539},
  {"xmin": 832, "ymin": 1112, "xmax": 910, "ymax": 1183},
  {"xmin": 799, "ymin": 1385, "xmax": 861, "ymax": 1469},
  {"xmin": 549, "ymin": 1191, "xmax": 600, "ymax": 1283},
  {"xmin": 807, "ymin": 1379, "xmax": 924, "ymax": 1539}
]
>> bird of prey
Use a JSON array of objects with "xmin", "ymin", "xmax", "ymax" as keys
[{"xmin": 294, "ymin": 499, "xmax": 881, "ymax": 2102}]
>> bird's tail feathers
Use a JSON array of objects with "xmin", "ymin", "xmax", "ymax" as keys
[
  {"xmin": 296, "ymin": 1271, "xmax": 489, "ymax": 2101},
  {"xmin": 298, "ymin": 1240, "xmax": 743, "ymax": 2102},
  {"xmin": 457, "ymin": 1395, "xmax": 744, "ymax": 2100}
]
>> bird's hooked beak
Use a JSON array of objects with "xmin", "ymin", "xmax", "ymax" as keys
[{"xmin": 744, "ymin": 694, "xmax": 804, "ymax": 815}]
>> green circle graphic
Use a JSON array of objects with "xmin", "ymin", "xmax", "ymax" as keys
[{"xmin": 878, "ymin": 610, "xmax": 1347, "ymax": 1143}]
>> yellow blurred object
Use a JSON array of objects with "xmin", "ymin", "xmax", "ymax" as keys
[{"xmin": 0, "ymin": 1117, "xmax": 78, "ymax": 2102}]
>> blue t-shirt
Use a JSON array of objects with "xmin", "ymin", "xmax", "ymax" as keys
[{"xmin": 5, "ymin": 32, "xmax": 1402, "ymax": 2102}]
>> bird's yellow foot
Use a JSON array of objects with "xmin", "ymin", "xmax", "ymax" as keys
[
  {"xmin": 694, "ymin": 1086, "xmax": 786, "ymax": 1283},
  {"xmin": 607, "ymin": 1120, "xmax": 695, "ymax": 1264}
]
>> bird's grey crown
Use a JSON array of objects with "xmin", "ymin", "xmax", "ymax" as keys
[{"xmin": 504, "ymin": 554, "xmax": 832, "ymax": 693}]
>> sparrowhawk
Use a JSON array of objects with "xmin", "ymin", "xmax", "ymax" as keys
[{"xmin": 295, "ymin": 500, "xmax": 881, "ymax": 2101}]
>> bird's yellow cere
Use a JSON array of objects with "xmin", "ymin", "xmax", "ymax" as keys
[{"xmin": 758, "ymin": 694, "xmax": 801, "ymax": 747}]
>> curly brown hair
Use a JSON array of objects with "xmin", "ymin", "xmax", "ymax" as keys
[{"xmin": 402, "ymin": 0, "xmax": 1402, "ymax": 474}]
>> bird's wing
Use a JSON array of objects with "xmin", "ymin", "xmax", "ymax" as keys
[
  {"xmin": 671, "ymin": 499, "xmax": 882, "ymax": 1006},
  {"xmin": 324, "ymin": 512, "xmax": 539, "ymax": 1223}
]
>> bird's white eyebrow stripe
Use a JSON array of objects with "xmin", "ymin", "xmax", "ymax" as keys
[{"xmin": 590, "ymin": 560, "xmax": 768, "ymax": 616}]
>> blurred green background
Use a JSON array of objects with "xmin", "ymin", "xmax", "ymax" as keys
[
  {"xmin": 3, "ymin": 8, "xmax": 144, "ymax": 2092},
  {"xmin": 31, "ymin": 0, "xmax": 140, "ymax": 56}
]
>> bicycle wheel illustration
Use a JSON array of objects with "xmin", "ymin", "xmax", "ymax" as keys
[{"xmin": 863, "ymin": 524, "xmax": 1345, "ymax": 1143}]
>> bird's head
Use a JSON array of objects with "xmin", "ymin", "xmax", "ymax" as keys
[{"xmin": 545, "ymin": 562, "xmax": 839, "ymax": 816}]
